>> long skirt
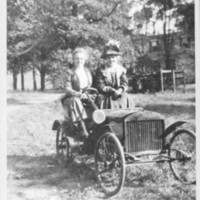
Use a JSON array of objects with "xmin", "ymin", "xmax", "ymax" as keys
[{"xmin": 62, "ymin": 97, "xmax": 87, "ymax": 122}]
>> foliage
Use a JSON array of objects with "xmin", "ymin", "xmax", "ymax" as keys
[
  {"xmin": 133, "ymin": 6, "xmax": 153, "ymax": 34},
  {"xmin": 47, "ymin": 49, "xmax": 72, "ymax": 90},
  {"xmin": 175, "ymin": 1, "xmax": 194, "ymax": 34},
  {"xmin": 7, "ymin": 0, "xmax": 195, "ymax": 91},
  {"xmin": 7, "ymin": 0, "xmax": 136, "ymax": 90}
]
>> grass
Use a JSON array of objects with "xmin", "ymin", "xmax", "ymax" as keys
[{"xmin": 7, "ymin": 85, "xmax": 196, "ymax": 200}]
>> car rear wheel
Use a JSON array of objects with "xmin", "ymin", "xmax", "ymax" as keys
[
  {"xmin": 95, "ymin": 132, "xmax": 125, "ymax": 197},
  {"xmin": 168, "ymin": 129, "xmax": 196, "ymax": 184}
]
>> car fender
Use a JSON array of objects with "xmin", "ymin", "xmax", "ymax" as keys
[
  {"xmin": 91, "ymin": 124, "xmax": 112, "ymax": 140},
  {"xmin": 160, "ymin": 121, "xmax": 187, "ymax": 139},
  {"xmin": 52, "ymin": 119, "xmax": 65, "ymax": 130}
]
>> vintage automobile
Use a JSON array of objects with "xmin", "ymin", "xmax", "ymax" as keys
[{"xmin": 52, "ymin": 88, "xmax": 196, "ymax": 197}]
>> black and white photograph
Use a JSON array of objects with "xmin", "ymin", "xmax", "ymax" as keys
[{"xmin": 3, "ymin": 0, "xmax": 199, "ymax": 199}]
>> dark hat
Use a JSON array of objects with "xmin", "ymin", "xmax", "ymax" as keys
[
  {"xmin": 101, "ymin": 49, "xmax": 121, "ymax": 59},
  {"xmin": 101, "ymin": 39, "xmax": 121, "ymax": 59}
]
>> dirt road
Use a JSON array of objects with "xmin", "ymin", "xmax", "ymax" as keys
[
  {"xmin": 7, "ymin": 92, "xmax": 105, "ymax": 200},
  {"xmin": 7, "ymin": 92, "xmax": 62, "ymax": 112}
]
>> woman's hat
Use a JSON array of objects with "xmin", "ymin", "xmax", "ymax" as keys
[{"xmin": 101, "ymin": 39, "xmax": 121, "ymax": 59}]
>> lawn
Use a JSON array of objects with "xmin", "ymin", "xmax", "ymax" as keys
[{"xmin": 7, "ymin": 85, "xmax": 196, "ymax": 200}]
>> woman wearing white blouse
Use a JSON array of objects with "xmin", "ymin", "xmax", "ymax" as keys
[{"xmin": 61, "ymin": 48, "xmax": 93, "ymax": 138}]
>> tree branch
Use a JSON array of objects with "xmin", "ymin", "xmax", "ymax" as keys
[
  {"xmin": 85, "ymin": 2, "xmax": 120, "ymax": 23},
  {"xmin": 105, "ymin": 3, "xmax": 120, "ymax": 17},
  {"xmin": 12, "ymin": 40, "xmax": 41, "ymax": 57}
]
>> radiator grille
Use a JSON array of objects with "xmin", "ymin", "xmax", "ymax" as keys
[{"xmin": 125, "ymin": 120, "xmax": 164, "ymax": 153}]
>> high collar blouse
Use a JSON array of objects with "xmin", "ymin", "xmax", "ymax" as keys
[{"xmin": 64, "ymin": 67, "xmax": 93, "ymax": 98}]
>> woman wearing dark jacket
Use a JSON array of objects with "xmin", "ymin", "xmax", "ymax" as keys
[
  {"xmin": 61, "ymin": 48, "xmax": 93, "ymax": 138},
  {"xmin": 96, "ymin": 40, "xmax": 134, "ymax": 109}
]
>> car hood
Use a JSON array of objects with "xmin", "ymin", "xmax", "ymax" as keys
[{"xmin": 101, "ymin": 107, "xmax": 164, "ymax": 123}]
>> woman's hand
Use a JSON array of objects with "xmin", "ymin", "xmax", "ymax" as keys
[
  {"xmin": 81, "ymin": 93, "xmax": 88, "ymax": 99},
  {"xmin": 117, "ymin": 88, "xmax": 123, "ymax": 95},
  {"xmin": 112, "ymin": 88, "xmax": 123, "ymax": 100}
]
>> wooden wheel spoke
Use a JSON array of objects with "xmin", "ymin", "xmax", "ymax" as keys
[{"xmin": 95, "ymin": 132, "xmax": 125, "ymax": 196}]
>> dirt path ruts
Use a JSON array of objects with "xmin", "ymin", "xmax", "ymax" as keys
[{"xmin": 7, "ymin": 93, "xmax": 62, "ymax": 112}]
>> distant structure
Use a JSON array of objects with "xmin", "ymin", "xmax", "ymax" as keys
[{"xmin": 127, "ymin": 32, "xmax": 194, "ymax": 93}]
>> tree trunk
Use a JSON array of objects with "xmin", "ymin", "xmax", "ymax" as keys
[
  {"xmin": 40, "ymin": 65, "xmax": 46, "ymax": 91},
  {"xmin": 163, "ymin": 2, "xmax": 170, "ymax": 70},
  {"xmin": 21, "ymin": 65, "xmax": 25, "ymax": 91},
  {"xmin": 153, "ymin": 22, "xmax": 155, "ymax": 35},
  {"xmin": 13, "ymin": 72, "xmax": 18, "ymax": 90},
  {"xmin": 32, "ymin": 67, "xmax": 37, "ymax": 90},
  {"xmin": 142, "ymin": 35, "xmax": 144, "ymax": 54},
  {"xmin": 12, "ymin": 62, "xmax": 18, "ymax": 90},
  {"xmin": 41, "ymin": 72, "xmax": 45, "ymax": 91},
  {"xmin": 61, "ymin": 0, "xmax": 65, "ymax": 16},
  {"xmin": 164, "ymin": 33, "xmax": 170, "ymax": 69}
]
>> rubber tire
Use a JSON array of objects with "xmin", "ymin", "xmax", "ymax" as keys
[
  {"xmin": 94, "ymin": 132, "xmax": 125, "ymax": 197},
  {"xmin": 56, "ymin": 126, "xmax": 71, "ymax": 168},
  {"xmin": 168, "ymin": 129, "xmax": 196, "ymax": 184}
]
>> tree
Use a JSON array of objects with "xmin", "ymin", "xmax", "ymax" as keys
[
  {"xmin": 145, "ymin": 0, "xmax": 175, "ymax": 69},
  {"xmin": 134, "ymin": 6, "xmax": 153, "ymax": 35},
  {"xmin": 175, "ymin": 1, "xmax": 194, "ymax": 34},
  {"xmin": 7, "ymin": 0, "xmax": 37, "ymax": 90},
  {"xmin": 7, "ymin": 0, "xmax": 139, "ymax": 91},
  {"xmin": 32, "ymin": 0, "xmax": 136, "ymax": 90}
]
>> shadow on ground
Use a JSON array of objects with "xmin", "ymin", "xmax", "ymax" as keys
[
  {"xmin": 7, "ymin": 155, "xmax": 96, "ymax": 190},
  {"xmin": 7, "ymin": 98, "xmax": 30, "ymax": 106}
]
